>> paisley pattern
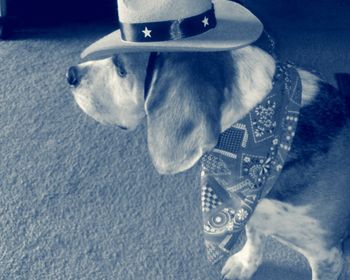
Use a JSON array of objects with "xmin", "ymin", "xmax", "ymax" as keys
[{"xmin": 200, "ymin": 63, "xmax": 302, "ymax": 264}]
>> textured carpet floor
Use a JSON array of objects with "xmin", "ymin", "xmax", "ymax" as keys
[{"xmin": 0, "ymin": 1, "xmax": 349, "ymax": 279}]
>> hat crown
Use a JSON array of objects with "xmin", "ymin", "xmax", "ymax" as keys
[{"xmin": 118, "ymin": 0, "xmax": 212, "ymax": 23}]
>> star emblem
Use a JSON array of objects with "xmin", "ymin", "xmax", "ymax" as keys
[
  {"xmin": 202, "ymin": 16, "xmax": 209, "ymax": 27},
  {"xmin": 142, "ymin": 26, "xmax": 152, "ymax": 38}
]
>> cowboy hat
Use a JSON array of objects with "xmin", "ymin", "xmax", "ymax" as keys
[{"xmin": 81, "ymin": 0, "xmax": 263, "ymax": 60}]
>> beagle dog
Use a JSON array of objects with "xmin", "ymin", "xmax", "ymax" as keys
[{"xmin": 67, "ymin": 46, "xmax": 350, "ymax": 280}]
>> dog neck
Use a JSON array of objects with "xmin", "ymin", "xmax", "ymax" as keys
[{"xmin": 220, "ymin": 46, "xmax": 276, "ymax": 132}]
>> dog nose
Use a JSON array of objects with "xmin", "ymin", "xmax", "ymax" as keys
[{"xmin": 66, "ymin": 66, "xmax": 80, "ymax": 87}]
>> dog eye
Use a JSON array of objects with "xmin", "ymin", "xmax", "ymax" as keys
[
  {"xmin": 117, "ymin": 125, "xmax": 127, "ymax": 130},
  {"xmin": 117, "ymin": 67, "xmax": 127, "ymax": 78},
  {"xmin": 112, "ymin": 56, "xmax": 127, "ymax": 78}
]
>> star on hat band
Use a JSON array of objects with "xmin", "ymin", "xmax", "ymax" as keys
[
  {"xmin": 202, "ymin": 16, "xmax": 209, "ymax": 27},
  {"xmin": 142, "ymin": 27, "xmax": 152, "ymax": 38}
]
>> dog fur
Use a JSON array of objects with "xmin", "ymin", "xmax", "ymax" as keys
[{"xmin": 68, "ymin": 46, "xmax": 350, "ymax": 280}]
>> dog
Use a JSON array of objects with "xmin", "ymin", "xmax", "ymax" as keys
[{"xmin": 67, "ymin": 45, "xmax": 350, "ymax": 280}]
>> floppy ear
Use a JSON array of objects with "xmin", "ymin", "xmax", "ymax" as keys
[{"xmin": 145, "ymin": 52, "xmax": 234, "ymax": 174}]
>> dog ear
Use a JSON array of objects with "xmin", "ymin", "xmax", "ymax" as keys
[{"xmin": 145, "ymin": 52, "xmax": 234, "ymax": 174}]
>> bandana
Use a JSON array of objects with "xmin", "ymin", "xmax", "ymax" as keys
[{"xmin": 200, "ymin": 63, "xmax": 302, "ymax": 264}]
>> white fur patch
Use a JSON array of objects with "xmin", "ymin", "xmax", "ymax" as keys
[
  {"xmin": 220, "ymin": 46, "xmax": 276, "ymax": 131},
  {"xmin": 223, "ymin": 199, "xmax": 344, "ymax": 280},
  {"xmin": 297, "ymin": 69, "xmax": 321, "ymax": 106},
  {"xmin": 220, "ymin": 48, "xmax": 321, "ymax": 132},
  {"xmin": 250, "ymin": 199, "xmax": 326, "ymax": 248},
  {"xmin": 248, "ymin": 199, "xmax": 343, "ymax": 280}
]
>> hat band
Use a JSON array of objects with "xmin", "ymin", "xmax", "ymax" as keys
[{"xmin": 119, "ymin": 5, "xmax": 217, "ymax": 43}]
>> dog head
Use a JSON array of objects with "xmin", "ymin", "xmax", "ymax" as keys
[
  {"xmin": 67, "ymin": 47, "xmax": 274, "ymax": 174},
  {"xmin": 68, "ymin": 51, "xmax": 235, "ymax": 174}
]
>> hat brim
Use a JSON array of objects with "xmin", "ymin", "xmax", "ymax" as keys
[{"xmin": 81, "ymin": 0, "xmax": 263, "ymax": 60}]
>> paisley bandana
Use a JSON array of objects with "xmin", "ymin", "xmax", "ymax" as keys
[{"xmin": 200, "ymin": 63, "xmax": 302, "ymax": 264}]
